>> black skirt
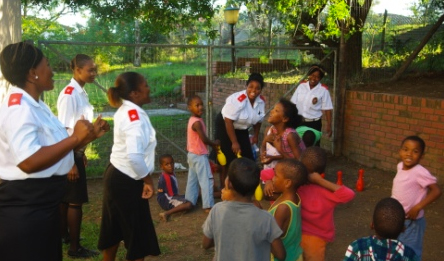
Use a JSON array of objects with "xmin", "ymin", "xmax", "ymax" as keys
[
  {"xmin": 98, "ymin": 163, "xmax": 160, "ymax": 260},
  {"xmin": 0, "ymin": 175, "xmax": 67, "ymax": 261},
  {"xmin": 214, "ymin": 112, "xmax": 254, "ymax": 167},
  {"xmin": 62, "ymin": 153, "xmax": 88, "ymax": 204}
]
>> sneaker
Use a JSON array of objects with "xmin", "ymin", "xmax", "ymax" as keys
[{"xmin": 67, "ymin": 246, "xmax": 99, "ymax": 259}]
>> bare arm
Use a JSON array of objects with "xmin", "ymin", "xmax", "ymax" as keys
[
  {"xmin": 308, "ymin": 172, "xmax": 341, "ymax": 192},
  {"xmin": 224, "ymin": 117, "xmax": 240, "ymax": 154},
  {"xmin": 407, "ymin": 183, "xmax": 442, "ymax": 219},
  {"xmin": 192, "ymin": 120, "xmax": 220, "ymax": 149},
  {"xmin": 273, "ymin": 204, "xmax": 291, "ymax": 237},
  {"xmin": 271, "ymin": 238, "xmax": 286, "ymax": 261},
  {"xmin": 202, "ymin": 235, "xmax": 214, "ymax": 249}
]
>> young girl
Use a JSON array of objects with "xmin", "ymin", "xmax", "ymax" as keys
[
  {"xmin": 260, "ymin": 98, "xmax": 305, "ymax": 195},
  {"xmin": 98, "ymin": 72, "xmax": 160, "ymax": 261},
  {"xmin": 185, "ymin": 95, "xmax": 220, "ymax": 212},
  {"xmin": 57, "ymin": 54, "xmax": 101, "ymax": 258}
]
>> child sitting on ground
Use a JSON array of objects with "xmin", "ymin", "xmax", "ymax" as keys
[
  {"xmin": 269, "ymin": 159, "xmax": 308, "ymax": 261},
  {"xmin": 391, "ymin": 135, "xmax": 441, "ymax": 259},
  {"xmin": 202, "ymin": 158, "xmax": 286, "ymax": 261},
  {"xmin": 298, "ymin": 147, "xmax": 355, "ymax": 261},
  {"xmin": 260, "ymin": 98, "xmax": 305, "ymax": 195},
  {"xmin": 185, "ymin": 95, "xmax": 220, "ymax": 212},
  {"xmin": 343, "ymin": 197, "xmax": 419, "ymax": 261},
  {"xmin": 157, "ymin": 154, "xmax": 193, "ymax": 222}
]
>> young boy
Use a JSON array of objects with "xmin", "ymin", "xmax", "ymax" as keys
[
  {"xmin": 391, "ymin": 136, "xmax": 441, "ymax": 259},
  {"xmin": 343, "ymin": 197, "xmax": 419, "ymax": 261},
  {"xmin": 298, "ymin": 147, "xmax": 355, "ymax": 261},
  {"xmin": 296, "ymin": 126, "xmax": 322, "ymax": 147},
  {"xmin": 157, "ymin": 154, "xmax": 193, "ymax": 222},
  {"xmin": 202, "ymin": 158, "xmax": 286, "ymax": 261},
  {"xmin": 269, "ymin": 159, "xmax": 307, "ymax": 261},
  {"xmin": 185, "ymin": 95, "xmax": 220, "ymax": 212}
]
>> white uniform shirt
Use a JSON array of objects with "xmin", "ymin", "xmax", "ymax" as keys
[
  {"xmin": 57, "ymin": 78, "xmax": 94, "ymax": 135},
  {"xmin": 221, "ymin": 90, "xmax": 265, "ymax": 130},
  {"xmin": 110, "ymin": 100, "xmax": 157, "ymax": 180},
  {"xmin": 290, "ymin": 81, "xmax": 333, "ymax": 119},
  {"xmin": 0, "ymin": 87, "xmax": 74, "ymax": 180}
]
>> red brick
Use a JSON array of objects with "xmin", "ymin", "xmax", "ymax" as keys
[{"xmin": 420, "ymin": 107, "xmax": 434, "ymax": 114}]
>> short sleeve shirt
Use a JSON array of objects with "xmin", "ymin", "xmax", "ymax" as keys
[
  {"xmin": 57, "ymin": 78, "xmax": 94, "ymax": 135},
  {"xmin": 221, "ymin": 90, "xmax": 265, "ymax": 130},
  {"xmin": 0, "ymin": 87, "xmax": 74, "ymax": 180},
  {"xmin": 290, "ymin": 81, "xmax": 333, "ymax": 119},
  {"xmin": 110, "ymin": 100, "xmax": 157, "ymax": 180}
]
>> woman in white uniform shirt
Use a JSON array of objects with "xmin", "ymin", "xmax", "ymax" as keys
[
  {"xmin": 290, "ymin": 65, "xmax": 333, "ymax": 146},
  {"xmin": 98, "ymin": 72, "xmax": 160, "ymax": 261},
  {"xmin": 0, "ymin": 42, "xmax": 97, "ymax": 260},
  {"xmin": 57, "ymin": 54, "xmax": 104, "ymax": 258},
  {"xmin": 214, "ymin": 72, "xmax": 265, "ymax": 187}
]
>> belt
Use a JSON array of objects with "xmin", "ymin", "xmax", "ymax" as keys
[{"xmin": 303, "ymin": 117, "xmax": 321, "ymax": 122}]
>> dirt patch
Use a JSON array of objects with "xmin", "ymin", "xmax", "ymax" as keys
[{"xmin": 86, "ymin": 155, "xmax": 444, "ymax": 261}]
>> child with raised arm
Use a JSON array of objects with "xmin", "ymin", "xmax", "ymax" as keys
[
  {"xmin": 185, "ymin": 95, "xmax": 220, "ymax": 212},
  {"xmin": 202, "ymin": 158, "xmax": 286, "ymax": 261},
  {"xmin": 157, "ymin": 154, "xmax": 193, "ymax": 222},
  {"xmin": 298, "ymin": 147, "xmax": 355, "ymax": 261},
  {"xmin": 269, "ymin": 159, "xmax": 308, "ymax": 261},
  {"xmin": 260, "ymin": 98, "xmax": 305, "ymax": 196},
  {"xmin": 344, "ymin": 197, "xmax": 419, "ymax": 261},
  {"xmin": 391, "ymin": 136, "xmax": 441, "ymax": 259}
]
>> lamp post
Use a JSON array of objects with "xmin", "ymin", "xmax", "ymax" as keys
[{"xmin": 224, "ymin": 6, "xmax": 240, "ymax": 73}]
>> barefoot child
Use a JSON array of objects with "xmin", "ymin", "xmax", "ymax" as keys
[
  {"xmin": 260, "ymin": 98, "xmax": 305, "ymax": 196},
  {"xmin": 343, "ymin": 197, "xmax": 418, "ymax": 261},
  {"xmin": 391, "ymin": 136, "xmax": 441, "ymax": 259},
  {"xmin": 202, "ymin": 158, "xmax": 286, "ymax": 261},
  {"xmin": 157, "ymin": 154, "xmax": 193, "ymax": 222},
  {"xmin": 185, "ymin": 95, "xmax": 220, "ymax": 212},
  {"xmin": 269, "ymin": 159, "xmax": 308, "ymax": 261},
  {"xmin": 298, "ymin": 147, "xmax": 355, "ymax": 261}
]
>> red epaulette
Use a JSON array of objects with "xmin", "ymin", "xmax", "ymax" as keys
[
  {"xmin": 8, "ymin": 93, "xmax": 23, "ymax": 107},
  {"xmin": 237, "ymin": 94, "xmax": 247, "ymax": 102},
  {"xmin": 259, "ymin": 95, "xmax": 266, "ymax": 102},
  {"xmin": 128, "ymin": 109, "xmax": 140, "ymax": 122},
  {"xmin": 301, "ymin": 80, "xmax": 308, "ymax": 84},
  {"xmin": 64, "ymin": 86, "xmax": 74, "ymax": 95},
  {"xmin": 321, "ymin": 83, "xmax": 329, "ymax": 90}
]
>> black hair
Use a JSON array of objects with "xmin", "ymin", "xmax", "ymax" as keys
[
  {"xmin": 70, "ymin": 54, "xmax": 93, "ymax": 70},
  {"xmin": 373, "ymin": 197, "xmax": 405, "ymax": 239},
  {"xmin": 107, "ymin": 72, "xmax": 145, "ymax": 108},
  {"xmin": 227, "ymin": 158, "xmax": 260, "ymax": 197},
  {"xmin": 307, "ymin": 64, "xmax": 326, "ymax": 79},
  {"xmin": 279, "ymin": 98, "xmax": 302, "ymax": 129},
  {"xmin": 159, "ymin": 154, "xmax": 174, "ymax": 164},
  {"xmin": 401, "ymin": 135, "xmax": 425, "ymax": 154},
  {"xmin": 300, "ymin": 147, "xmax": 327, "ymax": 174},
  {"xmin": 187, "ymin": 95, "xmax": 202, "ymax": 106},
  {"xmin": 246, "ymin": 72, "xmax": 264, "ymax": 89},
  {"xmin": 0, "ymin": 41, "xmax": 44, "ymax": 88},
  {"xmin": 302, "ymin": 130, "xmax": 316, "ymax": 147},
  {"xmin": 276, "ymin": 158, "xmax": 308, "ymax": 189}
]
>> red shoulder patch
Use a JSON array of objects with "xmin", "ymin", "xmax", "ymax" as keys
[
  {"xmin": 237, "ymin": 94, "xmax": 247, "ymax": 102},
  {"xmin": 8, "ymin": 93, "xmax": 23, "ymax": 107},
  {"xmin": 301, "ymin": 80, "xmax": 308, "ymax": 84},
  {"xmin": 321, "ymin": 83, "xmax": 329, "ymax": 90},
  {"xmin": 64, "ymin": 86, "xmax": 74, "ymax": 95},
  {"xmin": 259, "ymin": 95, "xmax": 266, "ymax": 102},
  {"xmin": 128, "ymin": 109, "xmax": 140, "ymax": 122}
]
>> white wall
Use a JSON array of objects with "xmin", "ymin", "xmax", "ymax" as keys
[{"xmin": 0, "ymin": 0, "xmax": 21, "ymax": 103}]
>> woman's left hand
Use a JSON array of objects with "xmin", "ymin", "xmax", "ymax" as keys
[
  {"xmin": 93, "ymin": 114, "xmax": 110, "ymax": 139},
  {"xmin": 142, "ymin": 183, "xmax": 154, "ymax": 199}
]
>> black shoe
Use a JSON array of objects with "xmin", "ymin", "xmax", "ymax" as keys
[{"xmin": 67, "ymin": 246, "xmax": 99, "ymax": 259}]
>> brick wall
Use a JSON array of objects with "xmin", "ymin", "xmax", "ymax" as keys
[
  {"xmin": 344, "ymin": 91, "xmax": 444, "ymax": 177},
  {"xmin": 181, "ymin": 75, "xmax": 206, "ymax": 101}
]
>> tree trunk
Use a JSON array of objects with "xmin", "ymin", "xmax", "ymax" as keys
[
  {"xmin": 134, "ymin": 20, "xmax": 141, "ymax": 67},
  {"xmin": 391, "ymin": 13, "xmax": 444, "ymax": 81}
]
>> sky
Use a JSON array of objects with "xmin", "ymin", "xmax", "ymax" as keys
[{"xmin": 57, "ymin": 0, "xmax": 418, "ymax": 27}]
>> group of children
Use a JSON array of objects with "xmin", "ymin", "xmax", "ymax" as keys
[{"xmin": 155, "ymin": 93, "xmax": 441, "ymax": 261}]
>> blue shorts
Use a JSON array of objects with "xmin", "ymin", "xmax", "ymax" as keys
[{"xmin": 398, "ymin": 217, "xmax": 426, "ymax": 259}]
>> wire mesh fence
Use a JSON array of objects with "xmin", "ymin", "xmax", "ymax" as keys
[{"xmin": 39, "ymin": 41, "xmax": 337, "ymax": 177}]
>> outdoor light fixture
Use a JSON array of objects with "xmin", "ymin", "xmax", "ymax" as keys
[{"xmin": 224, "ymin": 5, "xmax": 240, "ymax": 73}]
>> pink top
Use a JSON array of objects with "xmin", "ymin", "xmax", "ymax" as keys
[
  {"xmin": 187, "ymin": 116, "xmax": 208, "ymax": 155},
  {"xmin": 297, "ymin": 184, "xmax": 355, "ymax": 242},
  {"xmin": 270, "ymin": 126, "xmax": 306, "ymax": 157},
  {"xmin": 391, "ymin": 162, "xmax": 437, "ymax": 219}
]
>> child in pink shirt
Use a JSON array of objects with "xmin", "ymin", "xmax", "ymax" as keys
[
  {"xmin": 391, "ymin": 136, "xmax": 441, "ymax": 260},
  {"xmin": 297, "ymin": 147, "xmax": 355, "ymax": 261}
]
